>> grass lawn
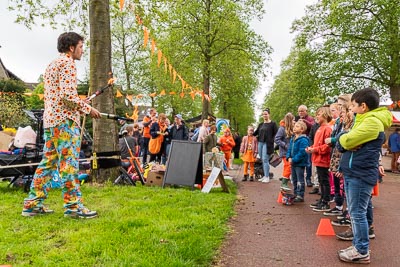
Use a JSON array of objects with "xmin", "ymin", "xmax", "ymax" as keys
[{"xmin": 0, "ymin": 179, "xmax": 237, "ymax": 267}]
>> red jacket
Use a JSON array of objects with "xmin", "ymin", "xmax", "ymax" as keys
[{"xmin": 310, "ymin": 123, "xmax": 332, "ymax": 167}]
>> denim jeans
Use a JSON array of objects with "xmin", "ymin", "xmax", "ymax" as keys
[
  {"xmin": 344, "ymin": 176, "xmax": 374, "ymax": 255},
  {"xmin": 258, "ymin": 142, "xmax": 270, "ymax": 178},
  {"xmin": 305, "ymin": 154, "xmax": 312, "ymax": 185},
  {"xmin": 291, "ymin": 165, "xmax": 305, "ymax": 198}
]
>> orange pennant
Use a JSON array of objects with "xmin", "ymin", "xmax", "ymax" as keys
[
  {"xmin": 173, "ymin": 69, "xmax": 177, "ymax": 83},
  {"xmin": 38, "ymin": 94, "xmax": 44, "ymax": 100},
  {"xmin": 116, "ymin": 89, "xmax": 123, "ymax": 98},
  {"xmin": 190, "ymin": 91, "xmax": 195, "ymax": 100},
  {"xmin": 119, "ymin": 0, "xmax": 124, "ymax": 10},
  {"xmin": 136, "ymin": 94, "xmax": 143, "ymax": 99},
  {"xmin": 159, "ymin": 89, "xmax": 166, "ymax": 96},
  {"xmin": 157, "ymin": 50, "xmax": 162, "ymax": 67},
  {"xmin": 149, "ymin": 92, "xmax": 157, "ymax": 98},
  {"xmin": 143, "ymin": 28, "xmax": 149, "ymax": 48},
  {"xmin": 126, "ymin": 95, "xmax": 133, "ymax": 102},
  {"xmin": 179, "ymin": 92, "xmax": 185, "ymax": 98},
  {"xmin": 151, "ymin": 39, "xmax": 156, "ymax": 56}
]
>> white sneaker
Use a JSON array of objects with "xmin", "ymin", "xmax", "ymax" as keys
[{"xmin": 261, "ymin": 176, "xmax": 270, "ymax": 183}]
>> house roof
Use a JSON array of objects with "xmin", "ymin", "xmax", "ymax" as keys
[{"xmin": 0, "ymin": 57, "xmax": 22, "ymax": 81}]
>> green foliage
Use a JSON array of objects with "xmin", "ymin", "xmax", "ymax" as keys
[
  {"xmin": 0, "ymin": 79, "xmax": 30, "ymax": 128},
  {"xmin": 0, "ymin": 181, "xmax": 237, "ymax": 266},
  {"xmin": 24, "ymin": 82, "xmax": 44, "ymax": 110},
  {"xmin": 292, "ymin": 0, "xmax": 400, "ymax": 100},
  {"xmin": 264, "ymin": 47, "xmax": 325, "ymax": 122}
]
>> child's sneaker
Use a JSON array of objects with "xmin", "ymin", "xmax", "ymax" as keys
[
  {"xmin": 312, "ymin": 202, "xmax": 330, "ymax": 212},
  {"xmin": 323, "ymin": 207, "xmax": 343, "ymax": 216},
  {"xmin": 21, "ymin": 206, "xmax": 54, "ymax": 217},
  {"xmin": 280, "ymin": 178, "xmax": 291, "ymax": 191},
  {"xmin": 293, "ymin": 196, "xmax": 304, "ymax": 202},
  {"xmin": 338, "ymin": 246, "xmax": 370, "ymax": 264},
  {"xmin": 309, "ymin": 199, "xmax": 322, "ymax": 208},
  {"xmin": 64, "ymin": 207, "xmax": 98, "ymax": 219},
  {"xmin": 337, "ymin": 210, "xmax": 349, "ymax": 220},
  {"xmin": 331, "ymin": 218, "xmax": 351, "ymax": 227}
]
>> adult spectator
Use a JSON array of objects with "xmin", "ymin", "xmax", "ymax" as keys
[
  {"xmin": 119, "ymin": 125, "xmax": 138, "ymax": 168},
  {"xmin": 142, "ymin": 108, "xmax": 157, "ymax": 164},
  {"xmin": 232, "ymin": 131, "xmax": 242, "ymax": 159},
  {"xmin": 197, "ymin": 119, "xmax": 209, "ymax": 142},
  {"xmin": 170, "ymin": 114, "xmax": 189, "ymax": 141},
  {"xmin": 388, "ymin": 128, "xmax": 400, "ymax": 173},
  {"xmin": 254, "ymin": 108, "xmax": 278, "ymax": 183},
  {"xmin": 131, "ymin": 123, "xmax": 143, "ymax": 157}
]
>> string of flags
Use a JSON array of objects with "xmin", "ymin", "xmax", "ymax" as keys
[{"xmin": 118, "ymin": 0, "xmax": 211, "ymax": 103}]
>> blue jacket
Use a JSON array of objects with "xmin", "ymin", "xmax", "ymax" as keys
[
  {"xmin": 286, "ymin": 135, "xmax": 310, "ymax": 167},
  {"xmin": 275, "ymin": 126, "xmax": 290, "ymax": 157},
  {"xmin": 338, "ymin": 107, "xmax": 392, "ymax": 185},
  {"xmin": 388, "ymin": 132, "xmax": 400, "ymax": 153}
]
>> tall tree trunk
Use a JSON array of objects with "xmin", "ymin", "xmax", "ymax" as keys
[
  {"xmin": 202, "ymin": 0, "xmax": 212, "ymax": 121},
  {"xmin": 89, "ymin": 0, "xmax": 119, "ymax": 183}
]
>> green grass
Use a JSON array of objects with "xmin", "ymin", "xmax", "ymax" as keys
[{"xmin": 0, "ymin": 180, "xmax": 237, "ymax": 267}]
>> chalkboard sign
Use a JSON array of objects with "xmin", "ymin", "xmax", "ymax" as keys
[
  {"xmin": 163, "ymin": 140, "xmax": 203, "ymax": 188},
  {"xmin": 201, "ymin": 167, "xmax": 229, "ymax": 193}
]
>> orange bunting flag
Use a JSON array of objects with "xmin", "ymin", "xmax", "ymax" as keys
[
  {"xmin": 136, "ymin": 94, "xmax": 143, "ymax": 99},
  {"xmin": 38, "ymin": 94, "xmax": 44, "ymax": 100},
  {"xmin": 159, "ymin": 89, "xmax": 166, "ymax": 96},
  {"xmin": 179, "ymin": 92, "xmax": 185, "ymax": 98},
  {"xmin": 151, "ymin": 39, "xmax": 156, "ymax": 56},
  {"xmin": 164, "ymin": 57, "xmax": 168, "ymax": 73},
  {"xmin": 157, "ymin": 50, "xmax": 162, "ymax": 67},
  {"xmin": 116, "ymin": 89, "xmax": 123, "ymax": 98},
  {"xmin": 143, "ymin": 28, "xmax": 149, "ymax": 48},
  {"xmin": 149, "ymin": 92, "xmax": 157, "ymax": 98},
  {"xmin": 173, "ymin": 69, "xmax": 177, "ymax": 83},
  {"xmin": 169, "ymin": 91, "xmax": 176, "ymax": 95},
  {"xmin": 190, "ymin": 91, "xmax": 196, "ymax": 100},
  {"xmin": 119, "ymin": 0, "xmax": 124, "ymax": 10},
  {"xmin": 24, "ymin": 92, "xmax": 32, "ymax": 96},
  {"xmin": 168, "ymin": 64, "xmax": 172, "ymax": 74},
  {"xmin": 126, "ymin": 95, "xmax": 133, "ymax": 102}
]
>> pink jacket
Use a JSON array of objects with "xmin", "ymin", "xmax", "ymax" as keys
[{"xmin": 240, "ymin": 135, "xmax": 258, "ymax": 154}]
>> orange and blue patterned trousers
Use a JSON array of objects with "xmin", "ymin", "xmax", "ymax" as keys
[{"xmin": 23, "ymin": 120, "xmax": 85, "ymax": 212}]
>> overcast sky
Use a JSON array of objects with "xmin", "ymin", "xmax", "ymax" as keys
[{"xmin": 0, "ymin": 0, "xmax": 316, "ymax": 99}]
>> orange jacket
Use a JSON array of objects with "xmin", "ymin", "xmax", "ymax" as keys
[{"xmin": 219, "ymin": 135, "xmax": 235, "ymax": 152}]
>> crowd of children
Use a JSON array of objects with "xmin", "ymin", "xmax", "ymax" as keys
[{"xmin": 239, "ymin": 88, "xmax": 392, "ymax": 264}]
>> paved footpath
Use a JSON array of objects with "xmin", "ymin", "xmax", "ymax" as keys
[{"xmin": 216, "ymin": 155, "xmax": 400, "ymax": 266}]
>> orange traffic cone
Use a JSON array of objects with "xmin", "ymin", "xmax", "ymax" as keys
[
  {"xmin": 277, "ymin": 192, "xmax": 283, "ymax": 203},
  {"xmin": 372, "ymin": 183, "xmax": 379, "ymax": 196},
  {"xmin": 316, "ymin": 218, "xmax": 335, "ymax": 236}
]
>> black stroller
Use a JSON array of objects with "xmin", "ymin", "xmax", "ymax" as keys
[{"xmin": 254, "ymin": 158, "xmax": 274, "ymax": 181}]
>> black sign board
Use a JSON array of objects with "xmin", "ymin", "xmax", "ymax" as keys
[{"xmin": 163, "ymin": 140, "xmax": 203, "ymax": 188}]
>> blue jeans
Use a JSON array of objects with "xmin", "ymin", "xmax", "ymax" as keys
[
  {"xmin": 305, "ymin": 154, "xmax": 312, "ymax": 185},
  {"xmin": 258, "ymin": 142, "xmax": 270, "ymax": 178},
  {"xmin": 291, "ymin": 165, "xmax": 305, "ymax": 198},
  {"xmin": 344, "ymin": 176, "xmax": 374, "ymax": 255}
]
